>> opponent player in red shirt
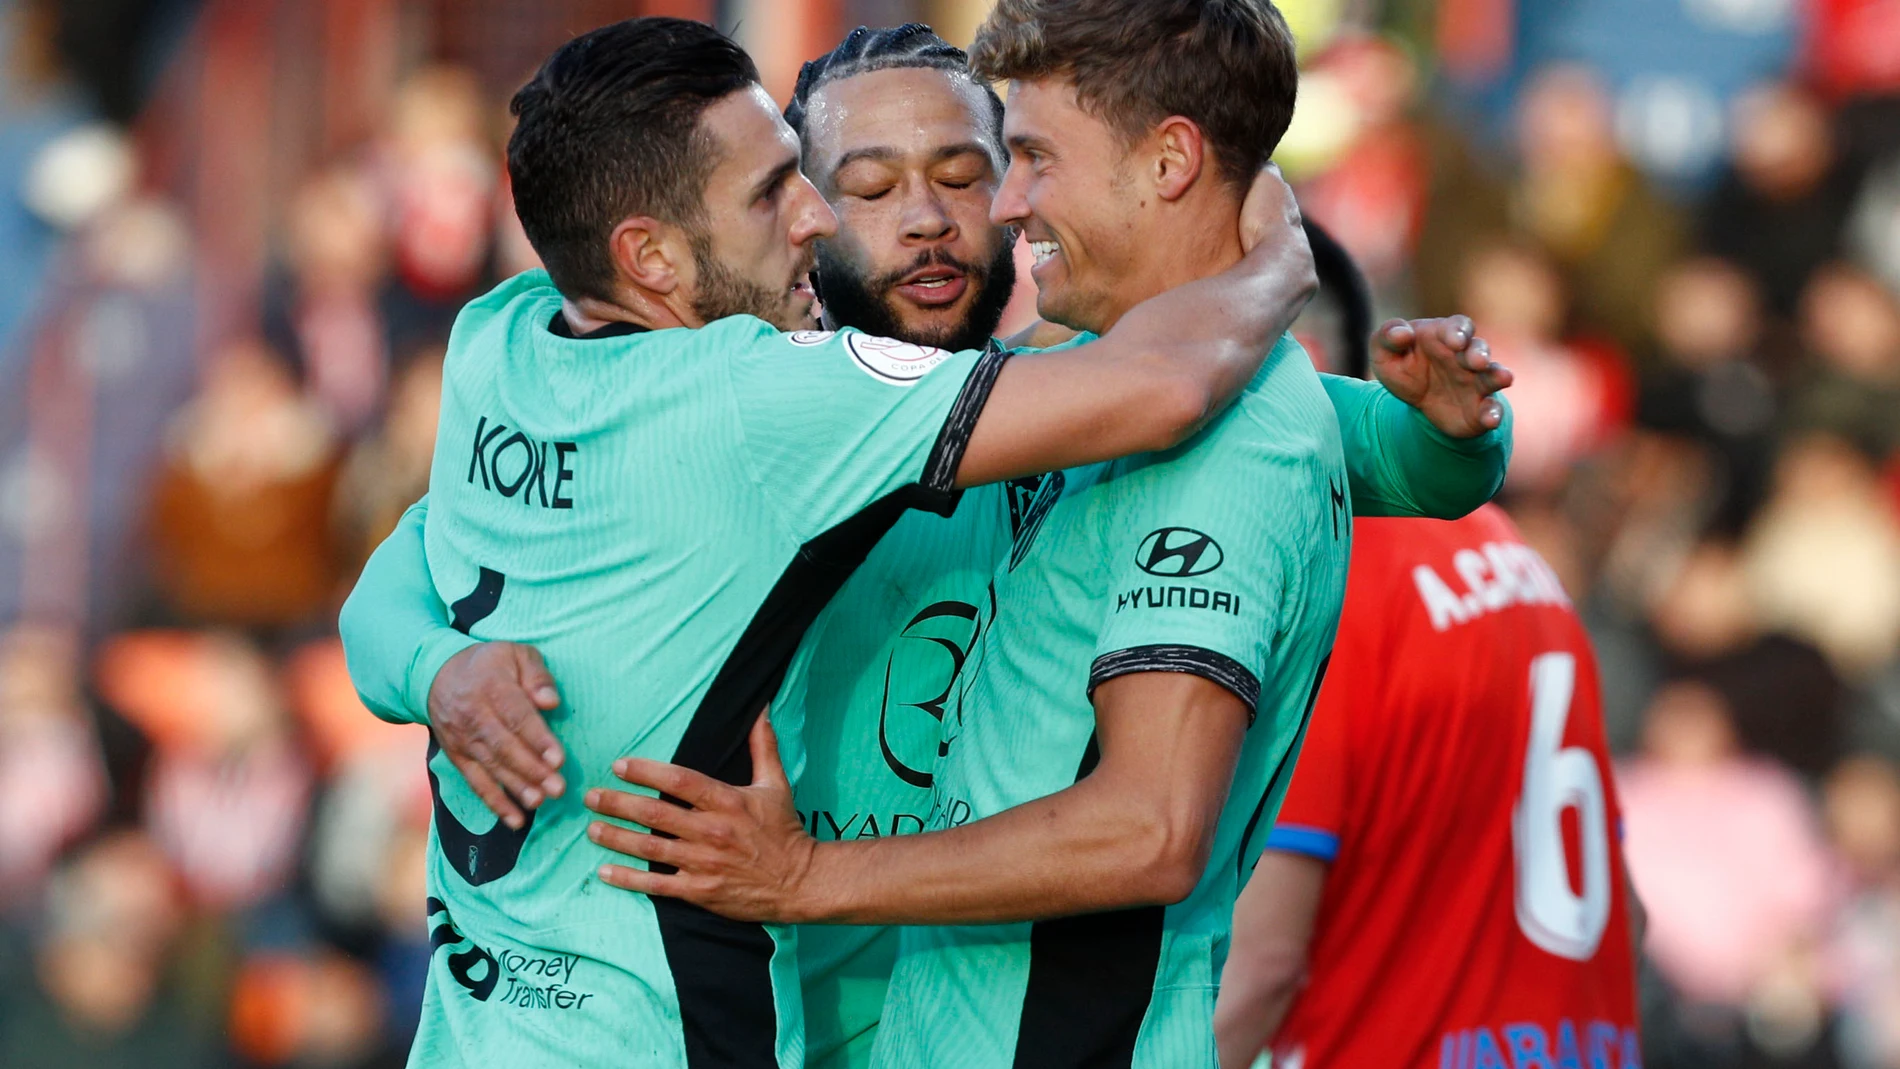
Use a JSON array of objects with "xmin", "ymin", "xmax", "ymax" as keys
[{"xmin": 1213, "ymin": 499, "xmax": 1646, "ymax": 1069}]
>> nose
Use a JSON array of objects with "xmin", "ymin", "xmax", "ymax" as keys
[
  {"xmin": 989, "ymin": 158, "xmax": 1030, "ymax": 230},
  {"xmin": 901, "ymin": 184, "xmax": 956, "ymax": 245},
  {"xmin": 789, "ymin": 173, "xmax": 839, "ymax": 244}
]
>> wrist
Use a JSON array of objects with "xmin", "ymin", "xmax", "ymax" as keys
[
  {"xmin": 783, "ymin": 840, "xmax": 851, "ymax": 925},
  {"xmin": 410, "ymin": 630, "xmax": 480, "ymax": 726}
]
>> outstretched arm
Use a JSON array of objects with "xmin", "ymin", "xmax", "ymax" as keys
[
  {"xmin": 585, "ymin": 672, "xmax": 1248, "ymax": 925},
  {"xmin": 1325, "ymin": 316, "xmax": 1514, "ymax": 519}
]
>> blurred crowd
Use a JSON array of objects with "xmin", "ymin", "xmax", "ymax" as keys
[{"xmin": 2, "ymin": 0, "xmax": 1900, "ymax": 1066}]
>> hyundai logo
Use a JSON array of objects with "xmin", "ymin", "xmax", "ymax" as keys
[{"xmin": 1136, "ymin": 527, "xmax": 1224, "ymax": 577}]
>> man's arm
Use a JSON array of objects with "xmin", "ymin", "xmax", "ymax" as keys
[
  {"xmin": 339, "ymin": 499, "xmax": 472, "ymax": 725},
  {"xmin": 1324, "ymin": 375, "xmax": 1513, "ymax": 519},
  {"xmin": 337, "ymin": 498, "xmax": 567, "ymax": 829},
  {"xmin": 585, "ymin": 671, "xmax": 1248, "ymax": 925},
  {"xmin": 1213, "ymin": 851, "xmax": 1327, "ymax": 1069},
  {"xmin": 995, "ymin": 314, "xmax": 1514, "ymax": 517},
  {"xmin": 952, "ymin": 167, "xmax": 1315, "ymax": 487}
]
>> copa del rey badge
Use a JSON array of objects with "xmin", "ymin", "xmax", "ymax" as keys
[{"xmin": 845, "ymin": 333, "xmax": 953, "ymax": 386}]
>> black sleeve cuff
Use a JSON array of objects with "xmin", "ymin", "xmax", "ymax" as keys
[
  {"xmin": 914, "ymin": 343, "xmax": 1010, "ymax": 514},
  {"xmin": 1089, "ymin": 645, "xmax": 1261, "ymax": 724}
]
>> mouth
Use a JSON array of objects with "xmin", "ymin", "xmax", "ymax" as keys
[
  {"xmin": 1029, "ymin": 238, "xmax": 1061, "ymax": 277},
  {"xmin": 790, "ymin": 273, "xmax": 816, "ymax": 304},
  {"xmin": 893, "ymin": 264, "xmax": 968, "ymax": 309}
]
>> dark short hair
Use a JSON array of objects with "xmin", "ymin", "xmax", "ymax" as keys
[
  {"xmin": 507, "ymin": 18, "xmax": 759, "ymax": 302},
  {"xmin": 784, "ymin": 24, "xmax": 1005, "ymax": 162},
  {"xmin": 969, "ymin": 0, "xmax": 1298, "ymax": 188}
]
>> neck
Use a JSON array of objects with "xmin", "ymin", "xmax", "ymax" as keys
[
  {"xmin": 1093, "ymin": 196, "xmax": 1245, "ymax": 332},
  {"xmin": 562, "ymin": 289, "xmax": 695, "ymax": 334}
]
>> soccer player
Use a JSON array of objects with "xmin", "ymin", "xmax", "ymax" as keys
[
  {"xmin": 373, "ymin": 13, "xmax": 1330, "ymax": 1069},
  {"xmin": 568, "ymin": 4, "xmax": 1493, "ymax": 1067},
  {"xmin": 1210, "ymin": 516, "xmax": 1643, "ymax": 1064},
  {"xmin": 344, "ymin": 25, "xmax": 1511, "ymax": 1069}
]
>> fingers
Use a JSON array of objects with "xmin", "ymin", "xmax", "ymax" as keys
[
  {"xmin": 613, "ymin": 757, "xmax": 731, "ymax": 811},
  {"xmin": 483, "ymin": 719, "xmax": 564, "ymax": 805},
  {"xmin": 588, "ymin": 819, "xmax": 706, "ymax": 868},
  {"xmin": 1373, "ymin": 318, "xmax": 1415, "ymax": 354},
  {"xmin": 1477, "ymin": 397, "xmax": 1505, "ymax": 430},
  {"xmin": 749, "ymin": 712, "xmax": 786, "ymax": 789},
  {"xmin": 597, "ymin": 863, "xmax": 685, "ymax": 897},
  {"xmin": 512, "ymin": 645, "xmax": 563, "ymax": 715},
  {"xmin": 448, "ymin": 749, "xmax": 528, "ymax": 831},
  {"xmin": 584, "ymin": 787, "xmax": 707, "ymax": 838}
]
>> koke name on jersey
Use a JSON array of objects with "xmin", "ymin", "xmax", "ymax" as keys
[{"xmin": 465, "ymin": 415, "xmax": 578, "ymax": 509}]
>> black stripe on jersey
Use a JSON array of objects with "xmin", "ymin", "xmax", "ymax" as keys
[
  {"xmin": 917, "ymin": 342, "xmax": 1010, "ymax": 508},
  {"xmin": 1235, "ymin": 655, "xmax": 1331, "ymax": 877},
  {"xmin": 653, "ymin": 350, "xmax": 1006, "ymax": 1067},
  {"xmin": 1089, "ymin": 644, "xmax": 1261, "ymax": 722},
  {"xmin": 1013, "ymin": 731, "xmax": 1163, "ymax": 1069}
]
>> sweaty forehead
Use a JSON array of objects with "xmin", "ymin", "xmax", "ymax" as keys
[
  {"xmin": 805, "ymin": 67, "xmax": 996, "ymax": 171},
  {"xmin": 703, "ymin": 85, "xmax": 801, "ymax": 184}
]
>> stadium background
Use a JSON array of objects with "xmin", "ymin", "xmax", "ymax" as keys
[{"xmin": 0, "ymin": 0, "xmax": 1897, "ymax": 1065}]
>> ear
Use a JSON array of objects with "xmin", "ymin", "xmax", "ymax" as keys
[
  {"xmin": 607, "ymin": 216, "xmax": 688, "ymax": 295},
  {"xmin": 1151, "ymin": 116, "xmax": 1206, "ymax": 202}
]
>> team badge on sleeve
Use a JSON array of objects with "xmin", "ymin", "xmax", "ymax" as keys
[
  {"xmin": 844, "ymin": 333, "xmax": 952, "ymax": 386},
  {"xmin": 787, "ymin": 330, "xmax": 835, "ymax": 346}
]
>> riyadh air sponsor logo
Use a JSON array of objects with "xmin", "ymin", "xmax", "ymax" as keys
[
  {"xmin": 877, "ymin": 600, "xmax": 979, "ymax": 789},
  {"xmin": 844, "ymin": 333, "xmax": 953, "ymax": 386},
  {"xmin": 1136, "ymin": 527, "xmax": 1224, "ymax": 577}
]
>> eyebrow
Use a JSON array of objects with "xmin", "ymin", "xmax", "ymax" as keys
[
  {"xmin": 1005, "ymin": 133, "xmax": 1056, "ymax": 157},
  {"xmin": 830, "ymin": 141, "xmax": 997, "ymax": 177}
]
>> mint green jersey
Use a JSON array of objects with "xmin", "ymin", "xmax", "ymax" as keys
[
  {"xmin": 339, "ymin": 308, "xmax": 1508, "ymax": 1069},
  {"xmin": 870, "ymin": 335, "xmax": 1351, "ymax": 1069},
  {"xmin": 408, "ymin": 271, "xmax": 1003, "ymax": 1069}
]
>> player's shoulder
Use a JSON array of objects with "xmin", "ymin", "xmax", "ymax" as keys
[{"xmin": 719, "ymin": 319, "xmax": 969, "ymax": 388}]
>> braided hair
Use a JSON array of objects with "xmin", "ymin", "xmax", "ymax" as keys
[{"xmin": 784, "ymin": 24, "xmax": 1005, "ymax": 156}]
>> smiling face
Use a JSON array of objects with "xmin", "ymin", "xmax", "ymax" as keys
[
  {"xmin": 801, "ymin": 66, "xmax": 1017, "ymax": 350},
  {"xmin": 690, "ymin": 85, "xmax": 839, "ymax": 329},
  {"xmin": 989, "ymin": 77, "xmax": 1153, "ymax": 335}
]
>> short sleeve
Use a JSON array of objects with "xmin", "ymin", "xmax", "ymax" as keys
[
  {"xmin": 1085, "ymin": 445, "xmax": 1292, "ymax": 721},
  {"xmin": 722, "ymin": 319, "xmax": 1007, "ymax": 540}
]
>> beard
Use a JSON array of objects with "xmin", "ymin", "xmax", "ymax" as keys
[
  {"xmin": 689, "ymin": 232, "xmax": 814, "ymax": 330},
  {"xmin": 813, "ymin": 235, "xmax": 1018, "ymax": 353}
]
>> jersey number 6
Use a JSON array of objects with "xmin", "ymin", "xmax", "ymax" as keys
[{"xmin": 1511, "ymin": 651, "xmax": 1612, "ymax": 960}]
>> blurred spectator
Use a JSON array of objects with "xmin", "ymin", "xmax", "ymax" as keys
[
  {"xmin": 332, "ymin": 346, "xmax": 442, "ymax": 564},
  {"xmin": 1419, "ymin": 64, "xmax": 1684, "ymax": 355},
  {"xmin": 94, "ymin": 630, "xmax": 312, "ymax": 910},
  {"xmin": 1789, "ymin": 263, "xmax": 1900, "ymax": 459},
  {"xmin": 146, "ymin": 339, "xmax": 344, "ymax": 630},
  {"xmin": 1703, "ymin": 83, "xmax": 1858, "ymax": 318},
  {"xmin": 1742, "ymin": 434, "xmax": 1900, "ymax": 679},
  {"xmin": 1825, "ymin": 754, "xmax": 1900, "ymax": 1069},
  {"xmin": 1621, "ymin": 680, "xmax": 1835, "ymax": 1008},
  {"xmin": 1636, "ymin": 258, "xmax": 1778, "ymax": 534},
  {"xmin": 0, "ymin": 830, "xmax": 217, "ymax": 1068},
  {"xmin": 0, "ymin": 624, "xmax": 104, "ymax": 908},
  {"xmin": 371, "ymin": 66, "xmax": 499, "ymax": 356},
  {"xmin": 271, "ymin": 167, "xmax": 390, "ymax": 437},
  {"xmin": 1458, "ymin": 238, "xmax": 1632, "ymax": 493},
  {"xmin": 1290, "ymin": 35, "xmax": 1429, "ymax": 288}
]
